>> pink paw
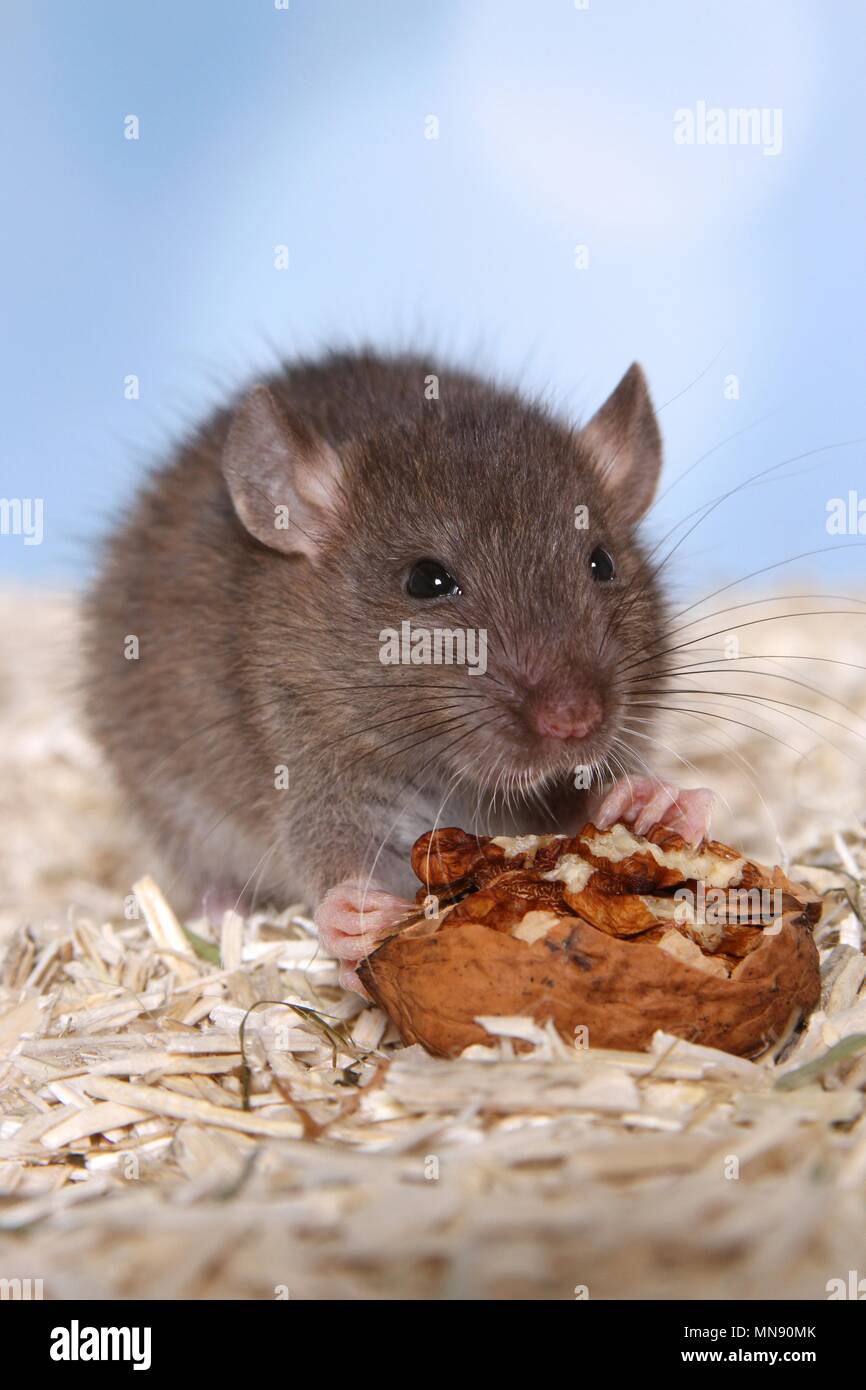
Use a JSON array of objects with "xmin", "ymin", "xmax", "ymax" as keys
[
  {"xmin": 314, "ymin": 878, "xmax": 415, "ymax": 995},
  {"xmin": 595, "ymin": 777, "xmax": 715, "ymax": 846}
]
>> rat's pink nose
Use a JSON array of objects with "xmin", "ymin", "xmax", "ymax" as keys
[{"xmin": 531, "ymin": 695, "xmax": 602, "ymax": 741}]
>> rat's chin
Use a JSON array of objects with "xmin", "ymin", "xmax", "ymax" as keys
[
  {"xmin": 459, "ymin": 724, "xmax": 613, "ymax": 790},
  {"xmin": 515, "ymin": 737, "xmax": 608, "ymax": 781}
]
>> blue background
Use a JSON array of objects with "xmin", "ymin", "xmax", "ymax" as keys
[{"xmin": 2, "ymin": 0, "xmax": 864, "ymax": 600}]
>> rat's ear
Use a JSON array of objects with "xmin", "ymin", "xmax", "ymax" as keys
[
  {"xmin": 222, "ymin": 385, "xmax": 343, "ymax": 559},
  {"xmin": 580, "ymin": 363, "xmax": 662, "ymax": 524}
]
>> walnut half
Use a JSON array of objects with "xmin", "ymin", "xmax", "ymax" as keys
[{"xmin": 357, "ymin": 823, "xmax": 822, "ymax": 1058}]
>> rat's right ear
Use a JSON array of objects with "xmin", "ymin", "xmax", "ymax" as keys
[
  {"xmin": 222, "ymin": 385, "xmax": 343, "ymax": 559},
  {"xmin": 580, "ymin": 363, "xmax": 662, "ymax": 524}
]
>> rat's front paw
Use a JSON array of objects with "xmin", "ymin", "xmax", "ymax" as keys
[
  {"xmin": 314, "ymin": 878, "xmax": 416, "ymax": 995},
  {"xmin": 595, "ymin": 777, "xmax": 715, "ymax": 846}
]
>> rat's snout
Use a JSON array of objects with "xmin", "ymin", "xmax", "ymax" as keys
[{"xmin": 524, "ymin": 691, "xmax": 603, "ymax": 742}]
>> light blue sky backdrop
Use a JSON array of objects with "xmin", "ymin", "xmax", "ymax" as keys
[{"xmin": 2, "ymin": 0, "xmax": 864, "ymax": 599}]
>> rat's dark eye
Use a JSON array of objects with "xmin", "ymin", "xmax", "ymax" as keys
[
  {"xmin": 406, "ymin": 558, "xmax": 462, "ymax": 599},
  {"xmin": 589, "ymin": 546, "xmax": 615, "ymax": 582}
]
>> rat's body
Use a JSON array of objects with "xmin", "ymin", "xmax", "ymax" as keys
[{"xmin": 85, "ymin": 349, "xmax": 712, "ymax": 988}]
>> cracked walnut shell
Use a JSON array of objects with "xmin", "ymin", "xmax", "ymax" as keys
[{"xmin": 358, "ymin": 823, "xmax": 822, "ymax": 1058}]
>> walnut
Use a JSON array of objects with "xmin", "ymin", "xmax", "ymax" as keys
[{"xmin": 358, "ymin": 822, "xmax": 822, "ymax": 1058}]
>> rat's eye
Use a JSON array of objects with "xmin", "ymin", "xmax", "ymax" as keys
[
  {"xmin": 589, "ymin": 546, "xmax": 615, "ymax": 582},
  {"xmin": 406, "ymin": 558, "xmax": 462, "ymax": 599}
]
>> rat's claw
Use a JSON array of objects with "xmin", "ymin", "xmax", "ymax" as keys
[
  {"xmin": 314, "ymin": 878, "xmax": 415, "ymax": 994},
  {"xmin": 596, "ymin": 777, "xmax": 715, "ymax": 846}
]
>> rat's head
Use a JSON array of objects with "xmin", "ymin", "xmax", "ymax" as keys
[{"xmin": 223, "ymin": 361, "xmax": 666, "ymax": 803}]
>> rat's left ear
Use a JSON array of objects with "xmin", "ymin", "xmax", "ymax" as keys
[
  {"xmin": 222, "ymin": 385, "xmax": 344, "ymax": 560},
  {"xmin": 580, "ymin": 363, "xmax": 662, "ymax": 524}
]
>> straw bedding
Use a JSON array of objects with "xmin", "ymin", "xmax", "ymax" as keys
[{"xmin": 1, "ymin": 588, "xmax": 865, "ymax": 1300}]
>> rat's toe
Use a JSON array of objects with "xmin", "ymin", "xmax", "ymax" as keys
[
  {"xmin": 633, "ymin": 780, "xmax": 679, "ymax": 835},
  {"xmin": 314, "ymin": 878, "xmax": 413, "ymax": 964},
  {"xmin": 596, "ymin": 776, "xmax": 715, "ymax": 845},
  {"xmin": 337, "ymin": 965, "xmax": 371, "ymax": 998},
  {"xmin": 596, "ymin": 775, "xmax": 667, "ymax": 829},
  {"xmin": 663, "ymin": 787, "xmax": 716, "ymax": 845}
]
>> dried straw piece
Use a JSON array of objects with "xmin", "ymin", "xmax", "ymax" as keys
[
  {"xmin": 133, "ymin": 876, "xmax": 200, "ymax": 980},
  {"xmin": 78, "ymin": 1075, "xmax": 304, "ymax": 1138}
]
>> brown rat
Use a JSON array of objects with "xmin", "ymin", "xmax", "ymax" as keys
[{"xmin": 83, "ymin": 348, "xmax": 713, "ymax": 989}]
